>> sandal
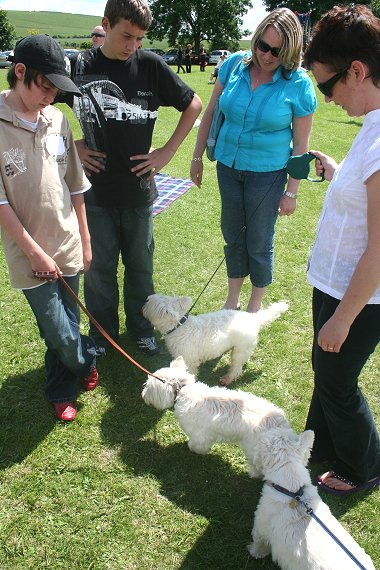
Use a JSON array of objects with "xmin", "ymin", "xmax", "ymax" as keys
[{"xmin": 317, "ymin": 470, "xmax": 380, "ymax": 495}]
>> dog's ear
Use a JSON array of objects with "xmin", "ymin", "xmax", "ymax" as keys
[
  {"xmin": 170, "ymin": 356, "xmax": 186, "ymax": 368},
  {"xmin": 298, "ymin": 430, "xmax": 315, "ymax": 465},
  {"xmin": 178, "ymin": 296, "xmax": 192, "ymax": 313}
]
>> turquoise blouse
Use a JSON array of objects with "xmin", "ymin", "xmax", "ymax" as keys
[{"xmin": 216, "ymin": 51, "xmax": 317, "ymax": 172}]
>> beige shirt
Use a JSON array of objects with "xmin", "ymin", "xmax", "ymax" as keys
[{"xmin": 0, "ymin": 91, "xmax": 91, "ymax": 289}]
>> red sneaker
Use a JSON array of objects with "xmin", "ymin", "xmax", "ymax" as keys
[
  {"xmin": 54, "ymin": 402, "xmax": 77, "ymax": 421},
  {"xmin": 82, "ymin": 368, "xmax": 99, "ymax": 391}
]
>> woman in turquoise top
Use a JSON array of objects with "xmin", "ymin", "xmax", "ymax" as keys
[{"xmin": 191, "ymin": 8, "xmax": 317, "ymax": 314}]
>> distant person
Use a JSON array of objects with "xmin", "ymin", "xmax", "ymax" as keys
[
  {"xmin": 185, "ymin": 44, "xmax": 192, "ymax": 73},
  {"xmin": 91, "ymin": 25, "xmax": 105, "ymax": 48},
  {"xmin": 199, "ymin": 45, "xmax": 206, "ymax": 72},
  {"xmin": 176, "ymin": 44, "xmax": 185, "ymax": 73},
  {"xmin": 0, "ymin": 35, "xmax": 101, "ymax": 421},
  {"xmin": 65, "ymin": 0, "xmax": 202, "ymax": 355},
  {"xmin": 208, "ymin": 53, "xmax": 226, "ymax": 84}
]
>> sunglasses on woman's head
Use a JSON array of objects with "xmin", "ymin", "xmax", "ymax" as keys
[
  {"xmin": 316, "ymin": 68, "xmax": 349, "ymax": 97},
  {"xmin": 256, "ymin": 39, "xmax": 281, "ymax": 58},
  {"xmin": 92, "ymin": 32, "xmax": 105, "ymax": 38}
]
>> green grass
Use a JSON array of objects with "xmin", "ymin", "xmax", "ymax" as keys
[{"xmin": 0, "ymin": 68, "xmax": 379, "ymax": 569}]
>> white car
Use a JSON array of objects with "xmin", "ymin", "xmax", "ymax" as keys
[{"xmin": 209, "ymin": 49, "xmax": 231, "ymax": 65}]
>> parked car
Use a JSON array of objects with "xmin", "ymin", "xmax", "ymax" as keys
[
  {"xmin": 64, "ymin": 48, "xmax": 80, "ymax": 59},
  {"xmin": 209, "ymin": 49, "xmax": 231, "ymax": 65},
  {"xmin": 0, "ymin": 50, "xmax": 12, "ymax": 68},
  {"xmin": 191, "ymin": 50, "xmax": 210, "ymax": 65},
  {"xmin": 143, "ymin": 48, "xmax": 165, "ymax": 57},
  {"xmin": 162, "ymin": 49, "xmax": 178, "ymax": 65}
]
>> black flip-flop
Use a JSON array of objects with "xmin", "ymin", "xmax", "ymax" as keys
[{"xmin": 317, "ymin": 471, "xmax": 380, "ymax": 495}]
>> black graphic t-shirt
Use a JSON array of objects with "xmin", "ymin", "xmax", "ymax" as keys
[{"xmin": 68, "ymin": 48, "xmax": 195, "ymax": 208}]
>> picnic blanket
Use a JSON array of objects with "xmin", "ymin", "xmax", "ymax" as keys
[{"xmin": 153, "ymin": 173, "xmax": 194, "ymax": 217}]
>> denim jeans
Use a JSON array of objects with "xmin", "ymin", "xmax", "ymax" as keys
[
  {"xmin": 216, "ymin": 162, "xmax": 287, "ymax": 287},
  {"xmin": 84, "ymin": 204, "xmax": 155, "ymax": 343},
  {"xmin": 306, "ymin": 288, "xmax": 380, "ymax": 483},
  {"xmin": 23, "ymin": 275, "xmax": 96, "ymax": 403}
]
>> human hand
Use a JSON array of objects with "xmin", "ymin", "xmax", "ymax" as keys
[
  {"xmin": 309, "ymin": 150, "xmax": 337, "ymax": 182},
  {"xmin": 75, "ymin": 139, "xmax": 106, "ymax": 175},
  {"xmin": 82, "ymin": 239, "xmax": 92, "ymax": 272},
  {"xmin": 278, "ymin": 194, "xmax": 296, "ymax": 216},
  {"xmin": 190, "ymin": 157, "xmax": 203, "ymax": 188},
  {"xmin": 130, "ymin": 146, "xmax": 175, "ymax": 179},
  {"xmin": 317, "ymin": 315, "xmax": 350, "ymax": 353},
  {"xmin": 31, "ymin": 252, "xmax": 61, "ymax": 282}
]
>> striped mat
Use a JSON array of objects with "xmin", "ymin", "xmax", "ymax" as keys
[{"xmin": 153, "ymin": 173, "xmax": 194, "ymax": 217}]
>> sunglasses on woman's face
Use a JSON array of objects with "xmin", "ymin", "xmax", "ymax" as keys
[
  {"xmin": 256, "ymin": 39, "xmax": 281, "ymax": 58},
  {"xmin": 316, "ymin": 68, "xmax": 349, "ymax": 97},
  {"xmin": 92, "ymin": 32, "xmax": 105, "ymax": 38}
]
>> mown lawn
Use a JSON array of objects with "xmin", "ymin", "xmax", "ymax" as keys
[{"xmin": 0, "ymin": 67, "xmax": 378, "ymax": 569}]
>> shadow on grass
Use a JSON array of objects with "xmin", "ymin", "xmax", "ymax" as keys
[
  {"xmin": 99, "ymin": 337, "xmax": 278, "ymax": 569},
  {"xmin": 0, "ymin": 367, "xmax": 56, "ymax": 469}
]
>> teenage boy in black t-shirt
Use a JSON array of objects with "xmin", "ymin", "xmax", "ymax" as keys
[{"xmin": 69, "ymin": 0, "xmax": 202, "ymax": 355}]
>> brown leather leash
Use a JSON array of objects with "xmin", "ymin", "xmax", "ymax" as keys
[{"xmin": 57, "ymin": 273, "xmax": 164, "ymax": 382}]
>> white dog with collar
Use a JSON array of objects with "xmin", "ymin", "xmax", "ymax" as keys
[
  {"xmin": 142, "ymin": 293, "xmax": 288, "ymax": 385},
  {"xmin": 248, "ymin": 428, "xmax": 375, "ymax": 570},
  {"xmin": 142, "ymin": 356, "xmax": 290, "ymax": 478}
]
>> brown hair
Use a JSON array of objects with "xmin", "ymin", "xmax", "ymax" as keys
[
  {"xmin": 304, "ymin": 4, "xmax": 380, "ymax": 86},
  {"xmin": 104, "ymin": 0, "xmax": 152, "ymax": 30}
]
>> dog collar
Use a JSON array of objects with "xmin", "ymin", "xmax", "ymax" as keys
[
  {"xmin": 270, "ymin": 482, "xmax": 305, "ymax": 509},
  {"xmin": 165, "ymin": 313, "xmax": 189, "ymax": 336}
]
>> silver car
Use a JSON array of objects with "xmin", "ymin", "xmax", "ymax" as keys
[{"xmin": 0, "ymin": 50, "xmax": 12, "ymax": 68}]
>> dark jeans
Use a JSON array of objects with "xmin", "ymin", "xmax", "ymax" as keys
[
  {"xmin": 216, "ymin": 162, "xmax": 286, "ymax": 287},
  {"xmin": 23, "ymin": 275, "xmax": 96, "ymax": 403},
  {"xmin": 306, "ymin": 288, "xmax": 380, "ymax": 483},
  {"xmin": 84, "ymin": 204, "xmax": 155, "ymax": 344}
]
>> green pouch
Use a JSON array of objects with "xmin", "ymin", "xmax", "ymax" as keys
[{"xmin": 286, "ymin": 152, "xmax": 325, "ymax": 182}]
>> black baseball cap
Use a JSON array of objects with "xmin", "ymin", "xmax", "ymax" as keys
[{"xmin": 12, "ymin": 34, "xmax": 82, "ymax": 96}]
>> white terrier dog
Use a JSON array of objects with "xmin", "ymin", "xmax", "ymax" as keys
[
  {"xmin": 142, "ymin": 356, "xmax": 290, "ymax": 478},
  {"xmin": 248, "ymin": 428, "xmax": 375, "ymax": 570},
  {"xmin": 142, "ymin": 294, "xmax": 288, "ymax": 384}
]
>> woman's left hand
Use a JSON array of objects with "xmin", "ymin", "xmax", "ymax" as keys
[
  {"xmin": 318, "ymin": 315, "xmax": 350, "ymax": 353},
  {"xmin": 278, "ymin": 194, "xmax": 297, "ymax": 216}
]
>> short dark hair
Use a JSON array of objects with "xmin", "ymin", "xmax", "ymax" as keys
[
  {"xmin": 7, "ymin": 66, "xmax": 41, "ymax": 89},
  {"xmin": 104, "ymin": 0, "xmax": 152, "ymax": 30},
  {"xmin": 304, "ymin": 4, "xmax": 380, "ymax": 86}
]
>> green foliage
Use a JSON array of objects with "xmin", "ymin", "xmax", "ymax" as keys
[
  {"xmin": 370, "ymin": 0, "xmax": 380, "ymax": 17},
  {"xmin": 0, "ymin": 10, "xmax": 16, "ymax": 50},
  {"xmin": 0, "ymin": 67, "xmax": 379, "ymax": 570},
  {"xmin": 261, "ymin": 0, "xmax": 372, "ymax": 24},
  {"xmin": 147, "ymin": 0, "xmax": 253, "ymax": 52}
]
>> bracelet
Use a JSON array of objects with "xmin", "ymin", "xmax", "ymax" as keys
[
  {"xmin": 284, "ymin": 191, "xmax": 298, "ymax": 199},
  {"xmin": 192, "ymin": 157, "xmax": 203, "ymax": 161}
]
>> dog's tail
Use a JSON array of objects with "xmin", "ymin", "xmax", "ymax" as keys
[{"xmin": 257, "ymin": 302, "xmax": 288, "ymax": 328}]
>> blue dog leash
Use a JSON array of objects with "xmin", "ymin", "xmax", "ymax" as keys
[{"xmin": 271, "ymin": 483, "xmax": 369, "ymax": 570}]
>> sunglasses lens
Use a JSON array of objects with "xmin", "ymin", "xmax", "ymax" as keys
[{"xmin": 257, "ymin": 40, "xmax": 280, "ymax": 58}]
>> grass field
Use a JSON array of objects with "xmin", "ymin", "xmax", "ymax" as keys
[
  {"xmin": 0, "ymin": 67, "xmax": 379, "ymax": 569},
  {"xmin": 5, "ymin": 9, "xmax": 251, "ymax": 51}
]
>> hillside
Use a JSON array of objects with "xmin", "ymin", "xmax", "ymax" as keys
[{"xmin": 4, "ymin": 9, "xmax": 251, "ymax": 50}]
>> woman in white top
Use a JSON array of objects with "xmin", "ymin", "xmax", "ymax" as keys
[{"xmin": 304, "ymin": 4, "xmax": 380, "ymax": 495}]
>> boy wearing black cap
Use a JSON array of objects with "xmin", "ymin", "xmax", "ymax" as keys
[
  {"xmin": 0, "ymin": 34, "xmax": 101, "ymax": 421},
  {"xmin": 67, "ymin": 0, "xmax": 202, "ymax": 356}
]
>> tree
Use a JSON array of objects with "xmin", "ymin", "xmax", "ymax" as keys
[
  {"xmin": 0, "ymin": 9, "xmax": 16, "ymax": 51},
  {"xmin": 370, "ymin": 0, "xmax": 380, "ymax": 18},
  {"xmin": 261, "ymin": 1, "xmax": 371, "ymax": 24},
  {"xmin": 146, "ymin": 0, "xmax": 253, "ymax": 52}
]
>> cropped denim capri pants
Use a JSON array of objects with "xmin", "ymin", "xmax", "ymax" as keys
[{"xmin": 216, "ymin": 162, "xmax": 287, "ymax": 288}]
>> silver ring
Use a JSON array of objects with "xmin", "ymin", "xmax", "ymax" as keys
[{"xmin": 327, "ymin": 345, "xmax": 334, "ymax": 351}]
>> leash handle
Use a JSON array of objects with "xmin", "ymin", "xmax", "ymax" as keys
[
  {"xmin": 58, "ymin": 274, "xmax": 164, "ymax": 382},
  {"xmin": 286, "ymin": 152, "xmax": 325, "ymax": 182}
]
